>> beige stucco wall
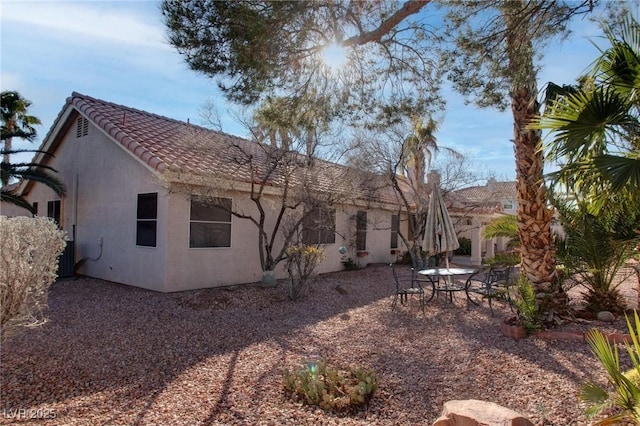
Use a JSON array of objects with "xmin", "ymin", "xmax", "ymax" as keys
[
  {"xmin": 163, "ymin": 191, "xmax": 403, "ymax": 291},
  {"xmin": 0, "ymin": 201, "xmax": 31, "ymax": 217},
  {"xmin": 20, "ymin": 117, "xmax": 169, "ymax": 291},
  {"xmin": 164, "ymin": 192, "xmax": 271, "ymax": 291},
  {"xmin": 16, "ymin": 111, "xmax": 409, "ymax": 292}
]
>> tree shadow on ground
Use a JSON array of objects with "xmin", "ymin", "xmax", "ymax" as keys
[
  {"xmin": 0, "ymin": 263, "xmax": 618, "ymax": 425},
  {"xmin": 0, "ymin": 265, "xmax": 396, "ymax": 424}
]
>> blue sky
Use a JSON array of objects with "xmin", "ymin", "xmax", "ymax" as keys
[{"xmin": 1, "ymin": 0, "xmax": 610, "ymax": 180}]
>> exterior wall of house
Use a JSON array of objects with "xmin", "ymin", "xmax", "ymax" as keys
[
  {"xmin": 321, "ymin": 204, "xmax": 399, "ymax": 272},
  {"xmin": 9, "ymin": 115, "xmax": 411, "ymax": 292},
  {"xmin": 162, "ymin": 191, "xmax": 402, "ymax": 291},
  {"xmin": 164, "ymin": 192, "xmax": 268, "ymax": 291},
  {"xmin": 0, "ymin": 201, "xmax": 31, "ymax": 217},
  {"xmin": 21, "ymin": 119, "xmax": 169, "ymax": 291}
]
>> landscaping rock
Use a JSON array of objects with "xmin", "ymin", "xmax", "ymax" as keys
[
  {"xmin": 334, "ymin": 285, "xmax": 348, "ymax": 295},
  {"xmin": 597, "ymin": 311, "xmax": 615, "ymax": 322},
  {"xmin": 432, "ymin": 399, "xmax": 534, "ymax": 426}
]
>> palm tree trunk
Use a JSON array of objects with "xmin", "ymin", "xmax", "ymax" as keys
[
  {"xmin": 2, "ymin": 137, "xmax": 10, "ymax": 165},
  {"xmin": 505, "ymin": 2, "xmax": 568, "ymax": 321}
]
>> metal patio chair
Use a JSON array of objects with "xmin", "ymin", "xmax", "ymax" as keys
[
  {"xmin": 390, "ymin": 263, "xmax": 434, "ymax": 312},
  {"xmin": 466, "ymin": 265, "xmax": 514, "ymax": 314}
]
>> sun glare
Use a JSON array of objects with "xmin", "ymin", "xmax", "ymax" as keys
[{"xmin": 321, "ymin": 43, "xmax": 348, "ymax": 71}]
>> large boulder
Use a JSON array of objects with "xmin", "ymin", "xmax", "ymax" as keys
[{"xmin": 433, "ymin": 399, "xmax": 534, "ymax": 426}]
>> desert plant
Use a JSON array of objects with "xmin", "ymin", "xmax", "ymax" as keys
[
  {"xmin": 286, "ymin": 244, "xmax": 326, "ymax": 301},
  {"xmin": 283, "ymin": 358, "xmax": 378, "ymax": 412},
  {"xmin": 554, "ymin": 196, "xmax": 640, "ymax": 314},
  {"xmin": 581, "ymin": 310, "xmax": 640, "ymax": 424},
  {"xmin": 484, "ymin": 251, "xmax": 520, "ymax": 267},
  {"xmin": 512, "ymin": 276, "xmax": 541, "ymax": 336},
  {"xmin": 341, "ymin": 257, "xmax": 359, "ymax": 271},
  {"xmin": 483, "ymin": 214, "xmax": 519, "ymax": 248},
  {"xmin": 0, "ymin": 216, "xmax": 66, "ymax": 341}
]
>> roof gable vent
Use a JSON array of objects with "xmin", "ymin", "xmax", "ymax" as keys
[{"xmin": 76, "ymin": 116, "xmax": 89, "ymax": 138}]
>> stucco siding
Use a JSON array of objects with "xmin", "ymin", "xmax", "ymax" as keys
[
  {"xmin": 164, "ymin": 193, "xmax": 268, "ymax": 291},
  {"xmin": 22, "ymin": 120, "xmax": 169, "ymax": 291},
  {"xmin": 0, "ymin": 202, "xmax": 30, "ymax": 217},
  {"xmin": 162, "ymin": 192, "xmax": 401, "ymax": 291}
]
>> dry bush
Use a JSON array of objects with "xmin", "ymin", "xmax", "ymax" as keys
[{"xmin": 0, "ymin": 216, "xmax": 66, "ymax": 341}]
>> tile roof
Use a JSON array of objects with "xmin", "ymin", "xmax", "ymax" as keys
[
  {"xmin": 447, "ymin": 179, "xmax": 517, "ymax": 215},
  {"xmin": 454, "ymin": 179, "xmax": 516, "ymax": 203},
  {"xmin": 41, "ymin": 92, "xmax": 402, "ymax": 206}
]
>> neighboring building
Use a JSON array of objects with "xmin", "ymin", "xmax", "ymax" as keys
[
  {"xmin": 1, "ymin": 92, "xmax": 408, "ymax": 292},
  {"xmin": 454, "ymin": 178, "xmax": 517, "ymax": 215},
  {"xmin": 449, "ymin": 178, "xmax": 517, "ymax": 265}
]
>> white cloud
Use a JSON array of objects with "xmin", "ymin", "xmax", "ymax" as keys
[
  {"xmin": 1, "ymin": 1, "xmax": 170, "ymax": 51},
  {"xmin": 0, "ymin": 72, "xmax": 24, "ymax": 91}
]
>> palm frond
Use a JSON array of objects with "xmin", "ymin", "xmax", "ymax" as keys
[
  {"xmin": 9, "ymin": 168, "xmax": 65, "ymax": 196},
  {"xmin": 541, "ymin": 88, "xmax": 634, "ymax": 160},
  {"xmin": 482, "ymin": 214, "xmax": 518, "ymax": 240},
  {"xmin": 592, "ymin": 155, "xmax": 640, "ymax": 193},
  {"xmin": 0, "ymin": 190, "xmax": 34, "ymax": 213}
]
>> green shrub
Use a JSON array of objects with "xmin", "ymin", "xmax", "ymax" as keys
[
  {"xmin": 513, "ymin": 276, "xmax": 541, "ymax": 336},
  {"xmin": 286, "ymin": 245, "xmax": 326, "ymax": 301},
  {"xmin": 341, "ymin": 257, "xmax": 359, "ymax": 271},
  {"xmin": 284, "ymin": 358, "xmax": 378, "ymax": 412},
  {"xmin": 553, "ymin": 195, "xmax": 639, "ymax": 315},
  {"xmin": 454, "ymin": 237, "xmax": 471, "ymax": 255},
  {"xmin": 484, "ymin": 251, "xmax": 520, "ymax": 267}
]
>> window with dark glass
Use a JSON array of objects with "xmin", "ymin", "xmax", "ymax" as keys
[
  {"xmin": 391, "ymin": 214, "xmax": 399, "ymax": 249},
  {"xmin": 302, "ymin": 207, "xmax": 336, "ymax": 245},
  {"xmin": 136, "ymin": 193, "xmax": 157, "ymax": 247},
  {"xmin": 189, "ymin": 197, "xmax": 232, "ymax": 248},
  {"xmin": 47, "ymin": 200, "xmax": 61, "ymax": 225},
  {"xmin": 356, "ymin": 211, "xmax": 367, "ymax": 251},
  {"xmin": 32, "ymin": 202, "xmax": 38, "ymax": 217}
]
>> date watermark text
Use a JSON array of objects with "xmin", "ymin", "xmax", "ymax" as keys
[{"xmin": 2, "ymin": 408, "xmax": 57, "ymax": 420}]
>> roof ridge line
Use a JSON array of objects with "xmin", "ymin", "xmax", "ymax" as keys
[{"xmin": 69, "ymin": 91, "xmax": 246, "ymax": 142}]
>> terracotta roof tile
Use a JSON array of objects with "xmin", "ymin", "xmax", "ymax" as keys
[
  {"xmin": 454, "ymin": 179, "xmax": 516, "ymax": 203},
  {"xmin": 60, "ymin": 92, "xmax": 400, "ymax": 206}
]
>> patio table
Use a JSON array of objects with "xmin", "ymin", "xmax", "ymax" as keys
[{"xmin": 418, "ymin": 268, "xmax": 477, "ymax": 303}]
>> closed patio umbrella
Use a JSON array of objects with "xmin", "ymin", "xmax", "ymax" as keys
[{"xmin": 424, "ymin": 187, "xmax": 459, "ymax": 269}]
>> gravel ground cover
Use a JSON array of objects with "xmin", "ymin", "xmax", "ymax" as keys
[{"xmin": 1, "ymin": 263, "xmax": 638, "ymax": 426}]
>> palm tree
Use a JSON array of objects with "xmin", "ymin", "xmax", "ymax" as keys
[
  {"xmin": 534, "ymin": 12, "xmax": 640, "ymax": 210},
  {"xmin": 501, "ymin": 1, "xmax": 564, "ymax": 316},
  {"xmin": 1, "ymin": 91, "xmax": 65, "ymax": 212},
  {"xmin": 1, "ymin": 91, "xmax": 40, "ymax": 164},
  {"xmin": 399, "ymin": 116, "xmax": 461, "ymax": 265},
  {"xmin": 581, "ymin": 311, "xmax": 640, "ymax": 424},
  {"xmin": 483, "ymin": 214, "xmax": 519, "ymax": 247}
]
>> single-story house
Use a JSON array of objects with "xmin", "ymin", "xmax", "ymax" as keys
[{"xmin": 2, "ymin": 92, "xmax": 413, "ymax": 292}]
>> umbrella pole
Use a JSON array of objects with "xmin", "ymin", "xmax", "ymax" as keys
[{"xmin": 443, "ymin": 253, "xmax": 451, "ymax": 287}]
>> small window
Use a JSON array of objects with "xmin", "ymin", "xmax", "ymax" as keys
[
  {"xmin": 302, "ymin": 207, "xmax": 336, "ymax": 245},
  {"xmin": 47, "ymin": 200, "xmax": 61, "ymax": 226},
  {"xmin": 76, "ymin": 116, "xmax": 89, "ymax": 138},
  {"xmin": 390, "ymin": 214, "xmax": 399, "ymax": 249},
  {"xmin": 189, "ymin": 196, "xmax": 231, "ymax": 248},
  {"xmin": 32, "ymin": 202, "xmax": 38, "ymax": 217},
  {"xmin": 136, "ymin": 193, "xmax": 157, "ymax": 247},
  {"xmin": 356, "ymin": 211, "xmax": 367, "ymax": 251},
  {"xmin": 503, "ymin": 200, "xmax": 514, "ymax": 210}
]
